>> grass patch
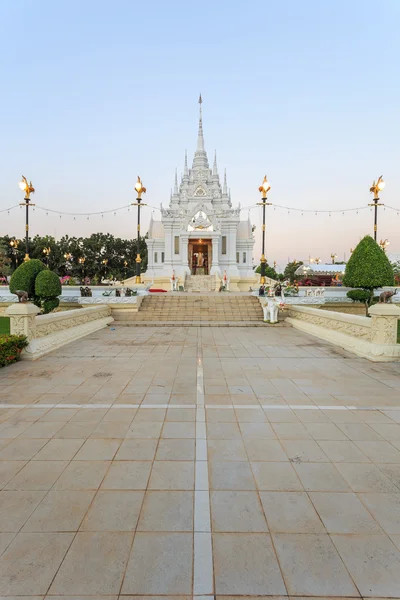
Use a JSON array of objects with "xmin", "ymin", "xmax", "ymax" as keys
[{"xmin": 0, "ymin": 317, "xmax": 10, "ymax": 335}]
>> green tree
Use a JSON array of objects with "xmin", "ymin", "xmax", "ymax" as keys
[
  {"xmin": 255, "ymin": 263, "xmax": 279, "ymax": 280},
  {"xmin": 0, "ymin": 241, "xmax": 12, "ymax": 279},
  {"xmin": 283, "ymin": 260, "xmax": 303, "ymax": 283},
  {"xmin": 344, "ymin": 235, "xmax": 394, "ymax": 315}
]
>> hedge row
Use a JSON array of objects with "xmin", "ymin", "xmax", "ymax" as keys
[{"xmin": 0, "ymin": 335, "xmax": 28, "ymax": 368}]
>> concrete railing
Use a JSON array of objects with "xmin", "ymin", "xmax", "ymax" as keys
[
  {"xmin": 286, "ymin": 303, "xmax": 400, "ymax": 362},
  {"xmin": 5, "ymin": 303, "xmax": 113, "ymax": 360}
]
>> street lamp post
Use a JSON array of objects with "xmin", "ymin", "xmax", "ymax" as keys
[
  {"xmin": 257, "ymin": 176, "xmax": 272, "ymax": 285},
  {"xmin": 10, "ymin": 239, "xmax": 20, "ymax": 269},
  {"xmin": 43, "ymin": 247, "xmax": 51, "ymax": 267},
  {"xmin": 18, "ymin": 176, "xmax": 35, "ymax": 261},
  {"xmin": 132, "ymin": 176, "xmax": 147, "ymax": 284},
  {"xmin": 369, "ymin": 176, "xmax": 385, "ymax": 242},
  {"xmin": 78, "ymin": 257, "xmax": 86, "ymax": 281}
]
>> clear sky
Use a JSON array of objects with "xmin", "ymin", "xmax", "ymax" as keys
[{"xmin": 1, "ymin": 0, "xmax": 399, "ymax": 268}]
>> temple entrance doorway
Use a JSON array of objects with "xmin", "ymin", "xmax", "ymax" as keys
[{"xmin": 189, "ymin": 238, "xmax": 211, "ymax": 275}]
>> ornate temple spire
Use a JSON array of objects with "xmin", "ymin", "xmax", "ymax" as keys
[
  {"xmin": 174, "ymin": 168, "xmax": 179, "ymax": 195},
  {"xmin": 213, "ymin": 150, "xmax": 218, "ymax": 177},
  {"xmin": 223, "ymin": 168, "xmax": 228, "ymax": 195},
  {"xmin": 183, "ymin": 150, "xmax": 189, "ymax": 181},
  {"xmin": 192, "ymin": 94, "xmax": 209, "ymax": 170}
]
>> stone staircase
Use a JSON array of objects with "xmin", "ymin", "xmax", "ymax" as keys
[
  {"xmin": 185, "ymin": 275, "xmax": 216, "ymax": 293},
  {"xmin": 129, "ymin": 294, "xmax": 264, "ymax": 324}
]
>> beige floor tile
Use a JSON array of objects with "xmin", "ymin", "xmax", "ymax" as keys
[
  {"xmin": 235, "ymin": 408, "xmax": 267, "ymax": 422},
  {"xmin": 354, "ymin": 410, "xmax": 393, "ymax": 423},
  {"xmin": 332, "ymin": 534, "xmax": 400, "ymax": 597},
  {"xmin": 213, "ymin": 533, "xmax": 286, "ymax": 594},
  {"xmin": 206, "ymin": 408, "xmax": 236, "ymax": 422},
  {"xmin": 50, "ymin": 531, "xmax": 132, "ymax": 594},
  {"xmin": 80, "ymin": 490, "xmax": 144, "ymax": 531},
  {"xmin": 133, "ymin": 408, "xmax": 166, "ymax": 422},
  {"xmin": 0, "ymin": 532, "xmax": 73, "ymax": 595},
  {"xmin": 280, "ymin": 440, "xmax": 329, "ymax": 462},
  {"xmin": 369, "ymin": 423, "xmax": 400, "ymax": 441},
  {"xmin": 166, "ymin": 408, "xmax": 195, "ymax": 421},
  {"xmin": 149, "ymin": 461, "xmax": 195, "ymax": 490},
  {"xmin": 90, "ymin": 421, "xmax": 130, "ymax": 439},
  {"xmin": 208, "ymin": 439, "xmax": 247, "ymax": 462},
  {"xmin": 156, "ymin": 439, "xmax": 195, "ymax": 461},
  {"xmin": 207, "ymin": 422, "xmax": 241, "ymax": 439},
  {"xmin": 138, "ymin": 491, "xmax": 193, "ymax": 531},
  {"xmin": 0, "ymin": 439, "xmax": 48, "ymax": 461},
  {"xmin": 33, "ymin": 438, "xmax": 85, "ymax": 461},
  {"xmin": 71, "ymin": 408, "xmax": 108, "ymax": 422},
  {"xmin": 115, "ymin": 438, "xmax": 158, "ymax": 460},
  {"xmin": 264, "ymin": 409, "xmax": 300, "ymax": 423},
  {"xmin": 273, "ymin": 533, "xmax": 358, "ymax": 596},
  {"xmin": 0, "ymin": 461, "xmax": 27, "ymax": 488},
  {"xmin": 22, "ymin": 490, "xmax": 94, "ymax": 532},
  {"xmin": 101, "ymin": 408, "xmax": 137, "ymax": 421},
  {"xmin": 243, "ymin": 439, "xmax": 288, "ymax": 462},
  {"xmin": 121, "ymin": 532, "xmax": 193, "ymax": 594},
  {"xmin": 101, "ymin": 461, "xmax": 152, "ymax": 490},
  {"xmin": 293, "ymin": 463, "xmax": 351, "ymax": 492},
  {"xmin": 0, "ymin": 491, "xmax": 45, "ymax": 532},
  {"xmin": 272, "ymin": 423, "xmax": 312, "ymax": 440},
  {"xmin": 377, "ymin": 463, "xmax": 400, "ymax": 488},
  {"xmin": 161, "ymin": 422, "xmax": 196, "ymax": 439},
  {"xmin": 304, "ymin": 422, "xmax": 348, "ymax": 440},
  {"xmin": 73, "ymin": 438, "xmax": 121, "ymax": 460},
  {"xmin": 0, "ymin": 532, "xmax": 15, "ymax": 556},
  {"xmin": 4, "ymin": 461, "xmax": 68, "ymax": 491},
  {"xmin": 19, "ymin": 421, "xmax": 65, "ymax": 438},
  {"xmin": 126, "ymin": 422, "xmax": 163, "ymax": 438},
  {"xmin": 251, "ymin": 462, "xmax": 303, "ymax": 491},
  {"xmin": 55, "ymin": 421, "xmax": 98, "ymax": 438},
  {"xmin": 239, "ymin": 422, "xmax": 276, "ymax": 439},
  {"xmin": 260, "ymin": 491, "xmax": 325, "ymax": 533},
  {"xmin": 53, "ymin": 461, "xmax": 110, "ymax": 490},
  {"xmin": 337, "ymin": 423, "xmax": 384, "ymax": 441},
  {"xmin": 210, "ymin": 461, "xmax": 256, "ymax": 490},
  {"xmin": 293, "ymin": 408, "xmax": 331, "ymax": 423},
  {"xmin": 310, "ymin": 491, "xmax": 382, "ymax": 533},
  {"xmin": 390, "ymin": 533, "xmax": 400, "ymax": 550},
  {"xmin": 360, "ymin": 493, "xmax": 400, "ymax": 534},
  {"xmin": 211, "ymin": 491, "xmax": 268, "ymax": 532},
  {"xmin": 355, "ymin": 441, "xmax": 400, "ymax": 463},
  {"xmin": 317, "ymin": 440, "xmax": 370, "ymax": 463},
  {"xmin": 335, "ymin": 462, "xmax": 399, "ymax": 492}
]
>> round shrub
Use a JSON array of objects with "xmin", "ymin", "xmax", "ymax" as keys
[
  {"xmin": 344, "ymin": 235, "xmax": 394, "ymax": 290},
  {"xmin": 42, "ymin": 298, "xmax": 60, "ymax": 313},
  {"xmin": 347, "ymin": 289, "xmax": 371, "ymax": 303},
  {"xmin": 9, "ymin": 259, "xmax": 46, "ymax": 298},
  {"xmin": 35, "ymin": 269, "xmax": 62, "ymax": 298}
]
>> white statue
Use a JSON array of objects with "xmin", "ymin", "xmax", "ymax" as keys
[{"xmin": 170, "ymin": 270, "xmax": 178, "ymax": 291}]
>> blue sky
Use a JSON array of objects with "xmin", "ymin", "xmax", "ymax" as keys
[{"xmin": 1, "ymin": 0, "xmax": 399, "ymax": 266}]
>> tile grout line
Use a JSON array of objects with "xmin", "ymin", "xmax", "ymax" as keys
[{"xmin": 193, "ymin": 338, "xmax": 214, "ymax": 597}]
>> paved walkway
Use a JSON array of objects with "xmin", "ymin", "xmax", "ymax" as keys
[{"xmin": 0, "ymin": 325, "xmax": 400, "ymax": 598}]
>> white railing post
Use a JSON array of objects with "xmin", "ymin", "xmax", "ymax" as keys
[
  {"xmin": 368, "ymin": 303, "xmax": 400, "ymax": 346},
  {"xmin": 5, "ymin": 303, "xmax": 40, "ymax": 341}
]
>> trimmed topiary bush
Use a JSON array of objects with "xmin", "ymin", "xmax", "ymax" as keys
[
  {"xmin": 35, "ymin": 269, "xmax": 62, "ymax": 297},
  {"xmin": 346, "ymin": 289, "xmax": 372, "ymax": 304},
  {"xmin": 9, "ymin": 259, "xmax": 46, "ymax": 299},
  {"xmin": 35, "ymin": 270, "xmax": 62, "ymax": 314},
  {"xmin": 0, "ymin": 335, "xmax": 28, "ymax": 367},
  {"xmin": 344, "ymin": 235, "xmax": 394, "ymax": 315}
]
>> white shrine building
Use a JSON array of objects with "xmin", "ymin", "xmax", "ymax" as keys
[{"xmin": 143, "ymin": 98, "xmax": 257, "ymax": 291}]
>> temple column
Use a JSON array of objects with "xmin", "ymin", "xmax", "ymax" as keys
[
  {"xmin": 163, "ymin": 223, "xmax": 173, "ymax": 274},
  {"xmin": 210, "ymin": 236, "xmax": 221, "ymax": 276},
  {"xmin": 227, "ymin": 223, "xmax": 240, "ymax": 277},
  {"xmin": 181, "ymin": 235, "xmax": 190, "ymax": 275}
]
